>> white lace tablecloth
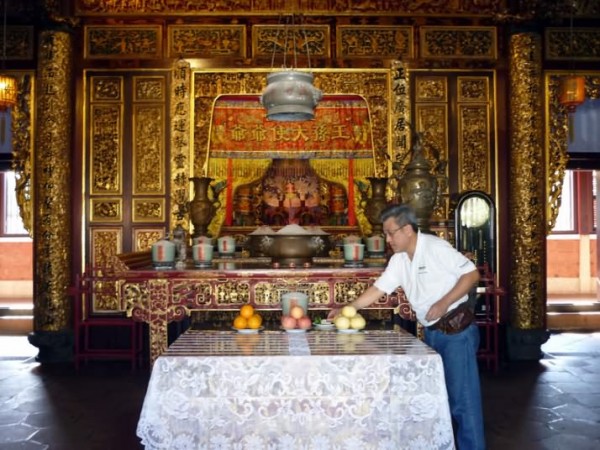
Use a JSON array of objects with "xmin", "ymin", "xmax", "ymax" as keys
[{"xmin": 137, "ymin": 329, "xmax": 454, "ymax": 450}]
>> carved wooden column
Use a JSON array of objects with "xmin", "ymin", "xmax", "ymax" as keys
[
  {"xmin": 507, "ymin": 31, "xmax": 549, "ymax": 360},
  {"xmin": 27, "ymin": 30, "xmax": 74, "ymax": 362}
]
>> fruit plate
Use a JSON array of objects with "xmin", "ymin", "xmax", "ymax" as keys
[
  {"xmin": 232, "ymin": 327, "xmax": 263, "ymax": 334},
  {"xmin": 282, "ymin": 328, "xmax": 308, "ymax": 334},
  {"xmin": 314, "ymin": 322, "xmax": 336, "ymax": 331},
  {"xmin": 337, "ymin": 328, "xmax": 361, "ymax": 334}
]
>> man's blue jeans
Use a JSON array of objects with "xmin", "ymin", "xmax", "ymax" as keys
[{"xmin": 424, "ymin": 323, "xmax": 486, "ymax": 450}]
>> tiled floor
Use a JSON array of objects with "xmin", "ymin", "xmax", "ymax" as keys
[{"xmin": 0, "ymin": 332, "xmax": 599, "ymax": 450}]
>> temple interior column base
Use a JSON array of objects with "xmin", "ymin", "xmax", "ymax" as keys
[
  {"xmin": 27, "ymin": 331, "xmax": 73, "ymax": 364},
  {"xmin": 506, "ymin": 326, "xmax": 550, "ymax": 361}
]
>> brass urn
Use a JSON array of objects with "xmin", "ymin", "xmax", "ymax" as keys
[
  {"xmin": 189, "ymin": 177, "xmax": 219, "ymax": 238},
  {"xmin": 398, "ymin": 140, "xmax": 437, "ymax": 233},
  {"xmin": 363, "ymin": 177, "xmax": 389, "ymax": 235}
]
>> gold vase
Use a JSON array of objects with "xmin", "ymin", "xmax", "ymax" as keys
[{"xmin": 398, "ymin": 151, "xmax": 437, "ymax": 233}]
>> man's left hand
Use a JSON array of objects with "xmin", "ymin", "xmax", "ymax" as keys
[{"xmin": 425, "ymin": 301, "xmax": 447, "ymax": 322}]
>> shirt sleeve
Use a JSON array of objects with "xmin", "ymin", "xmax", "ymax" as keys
[{"xmin": 373, "ymin": 254, "xmax": 405, "ymax": 295}]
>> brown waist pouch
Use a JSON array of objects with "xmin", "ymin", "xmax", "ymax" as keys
[{"xmin": 427, "ymin": 302, "xmax": 474, "ymax": 335}]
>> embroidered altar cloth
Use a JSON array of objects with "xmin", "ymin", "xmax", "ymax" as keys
[{"xmin": 137, "ymin": 329, "xmax": 455, "ymax": 450}]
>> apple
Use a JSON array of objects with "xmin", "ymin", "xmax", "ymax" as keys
[
  {"xmin": 281, "ymin": 315, "xmax": 297, "ymax": 329},
  {"xmin": 297, "ymin": 316, "xmax": 312, "ymax": 330},
  {"xmin": 341, "ymin": 305, "xmax": 357, "ymax": 318},
  {"xmin": 290, "ymin": 305, "xmax": 305, "ymax": 320},
  {"xmin": 334, "ymin": 315, "xmax": 350, "ymax": 330},
  {"xmin": 350, "ymin": 314, "xmax": 366, "ymax": 330}
]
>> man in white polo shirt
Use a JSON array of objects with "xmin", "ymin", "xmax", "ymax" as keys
[{"xmin": 328, "ymin": 204, "xmax": 485, "ymax": 450}]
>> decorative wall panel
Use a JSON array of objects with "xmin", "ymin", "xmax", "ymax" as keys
[
  {"xmin": 132, "ymin": 103, "xmax": 165, "ymax": 195},
  {"xmin": 4, "ymin": 26, "xmax": 34, "ymax": 60},
  {"xmin": 90, "ymin": 103, "xmax": 123, "ymax": 195},
  {"xmin": 337, "ymin": 26, "xmax": 413, "ymax": 59},
  {"xmin": 133, "ymin": 229, "xmax": 165, "ymax": 252},
  {"xmin": 168, "ymin": 25, "xmax": 246, "ymax": 58},
  {"xmin": 252, "ymin": 25, "xmax": 330, "ymax": 59},
  {"xmin": 132, "ymin": 198, "xmax": 166, "ymax": 223},
  {"xmin": 90, "ymin": 198, "xmax": 123, "ymax": 223},
  {"xmin": 420, "ymin": 26, "xmax": 497, "ymax": 60},
  {"xmin": 545, "ymin": 28, "xmax": 600, "ymax": 61},
  {"xmin": 84, "ymin": 25, "xmax": 162, "ymax": 59},
  {"xmin": 458, "ymin": 105, "xmax": 490, "ymax": 192},
  {"xmin": 90, "ymin": 228, "xmax": 122, "ymax": 270}
]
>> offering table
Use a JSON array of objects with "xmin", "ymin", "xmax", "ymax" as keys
[
  {"xmin": 136, "ymin": 329, "xmax": 454, "ymax": 449},
  {"xmin": 120, "ymin": 261, "xmax": 401, "ymax": 364}
]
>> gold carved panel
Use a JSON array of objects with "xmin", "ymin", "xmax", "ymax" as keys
[
  {"xmin": 90, "ymin": 103, "xmax": 123, "ymax": 195},
  {"xmin": 90, "ymin": 227, "xmax": 123, "ymax": 269},
  {"xmin": 457, "ymin": 76, "xmax": 489, "ymax": 102},
  {"xmin": 134, "ymin": 76, "xmax": 165, "ymax": 102},
  {"xmin": 415, "ymin": 76, "xmax": 447, "ymax": 102},
  {"xmin": 84, "ymin": 25, "xmax": 162, "ymax": 59},
  {"xmin": 90, "ymin": 197, "xmax": 123, "ymax": 223},
  {"xmin": 252, "ymin": 25, "xmax": 330, "ymax": 59},
  {"xmin": 420, "ymin": 26, "xmax": 497, "ymax": 60},
  {"xmin": 336, "ymin": 26, "xmax": 413, "ymax": 59},
  {"xmin": 333, "ymin": 280, "xmax": 371, "ymax": 304},
  {"xmin": 254, "ymin": 282, "xmax": 330, "ymax": 307},
  {"xmin": 133, "ymin": 104, "xmax": 165, "ymax": 195},
  {"xmin": 91, "ymin": 76, "xmax": 123, "ymax": 102},
  {"xmin": 458, "ymin": 105, "xmax": 490, "ymax": 192},
  {"xmin": 545, "ymin": 28, "xmax": 600, "ymax": 61},
  {"xmin": 133, "ymin": 228, "xmax": 165, "ymax": 252},
  {"xmin": 214, "ymin": 281, "xmax": 250, "ymax": 305},
  {"xmin": 4, "ymin": 26, "xmax": 34, "ymax": 60},
  {"xmin": 168, "ymin": 25, "xmax": 246, "ymax": 58},
  {"xmin": 132, "ymin": 198, "xmax": 166, "ymax": 223}
]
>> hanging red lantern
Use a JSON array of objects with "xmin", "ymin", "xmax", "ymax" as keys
[{"xmin": 559, "ymin": 75, "xmax": 585, "ymax": 113}]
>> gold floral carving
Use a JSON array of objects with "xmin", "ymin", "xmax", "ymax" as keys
[
  {"xmin": 337, "ymin": 26, "xmax": 413, "ymax": 59},
  {"xmin": 91, "ymin": 227, "xmax": 122, "ymax": 273},
  {"xmin": 90, "ymin": 198, "xmax": 122, "ymax": 222},
  {"xmin": 33, "ymin": 31, "xmax": 73, "ymax": 331},
  {"xmin": 74, "ymin": 1, "xmax": 500, "ymax": 16},
  {"xmin": 545, "ymin": 28, "xmax": 600, "ymax": 61},
  {"xmin": 170, "ymin": 59, "xmax": 191, "ymax": 228},
  {"xmin": 458, "ymin": 105, "xmax": 490, "ymax": 192},
  {"xmin": 458, "ymin": 76, "xmax": 489, "ymax": 102},
  {"xmin": 416, "ymin": 76, "xmax": 447, "ymax": 102},
  {"xmin": 509, "ymin": 33, "xmax": 545, "ymax": 329},
  {"xmin": 133, "ymin": 103, "xmax": 165, "ymax": 194},
  {"xmin": 132, "ymin": 198, "xmax": 165, "ymax": 223},
  {"xmin": 333, "ymin": 280, "xmax": 372, "ymax": 304},
  {"xmin": 420, "ymin": 26, "xmax": 497, "ymax": 60},
  {"xmin": 168, "ymin": 25, "xmax": 246, "ymax": 59},
  {"xmin": 214, "ymin": 281, "xmax": 251, "ymax": 305},
  {"xmin": 90, "ymin": 103, "xmax": 122, "ymax": 195},
  {"xmin": 253, "ymin": 25, "xmax": 330, "ymax": 59},
  {"xmin": 134, "ymin": 76, "xmax": 165, "ymax": 101},
  {"xmin": 254, "ymin": 282, "xmax": 330, "ymax": 307},
  {"xmin": 10, "ymin": 72, "xmax": 35, "ymax": 237},
  {"xmin": 91, "ymin": 76, "xmax": 122, "ymax": 102},
  {"xmin": 133, "ymin": 229, "xmax": 164, "ymax": 251},
  {"xmin": 84, "ymin": 25, "xmax": 162, "ymax": 59}
]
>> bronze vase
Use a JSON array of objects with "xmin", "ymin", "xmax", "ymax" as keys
[
  {"xmin": 189, "ymin": 177, "xmax": 217, "ymax": 238},
  {"xmin": 398, "ymin": 152, "xmax": 437, "ymax": 233},
  {"xmin": 364, "ymin": 177, "xmax": 389, "ymax": 234}
]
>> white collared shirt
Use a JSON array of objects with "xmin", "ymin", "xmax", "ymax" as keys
[{"xmin": 374, "ymin": 231, "xmax": 476, "ymax": 326}]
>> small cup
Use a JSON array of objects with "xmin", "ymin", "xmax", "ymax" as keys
[
  {"xmin": 151, "ymin": 239, "xmax": 176, "ymax": 269},
  {"xmin": 192, "ymin": 243, "xmax": 213, "ymax": 267},
  {"xmin": 218, "ymin": 236, "xmax": 236, "ymax": 255},
  {"xmin": 366, "ymin": 235, "xmax": 385, "ymax": 254},
  {"xmin": 343, "ymin": 243, "xmax": 365, "ymax": 262},
  {"xmin": 193, "ymin": 235, "xmax": 214, "ymax": 246}
]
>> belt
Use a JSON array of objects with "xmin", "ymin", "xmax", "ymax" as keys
[{"xmin": 427, "ymin": 301, "xmax": 474, "ymax": 335}]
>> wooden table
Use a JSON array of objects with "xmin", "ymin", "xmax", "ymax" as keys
[
  {"xmin": 136, "ymin": 329, "xmax": 455, "ymax": 449},
  {"xmin": 119, "ymin": 262, "xmax": 401, "ymax": 363}
]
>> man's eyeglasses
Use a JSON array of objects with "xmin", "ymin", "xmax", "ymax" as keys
[{"xmin": 383, "ymin": 226, "xmax": 403, "ymax": 238}]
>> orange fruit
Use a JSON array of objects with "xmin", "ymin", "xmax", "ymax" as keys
[
  {"xmin": 247, "ymin": 314, "xmax": 262, "ymax": 329},
  {"xmin": 233, "ymin": 315, "xmax": 248, "ymax": 329},
  {"xmin": 240, "ymin": 304, "xmax": 255, "ymax": 319}
]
